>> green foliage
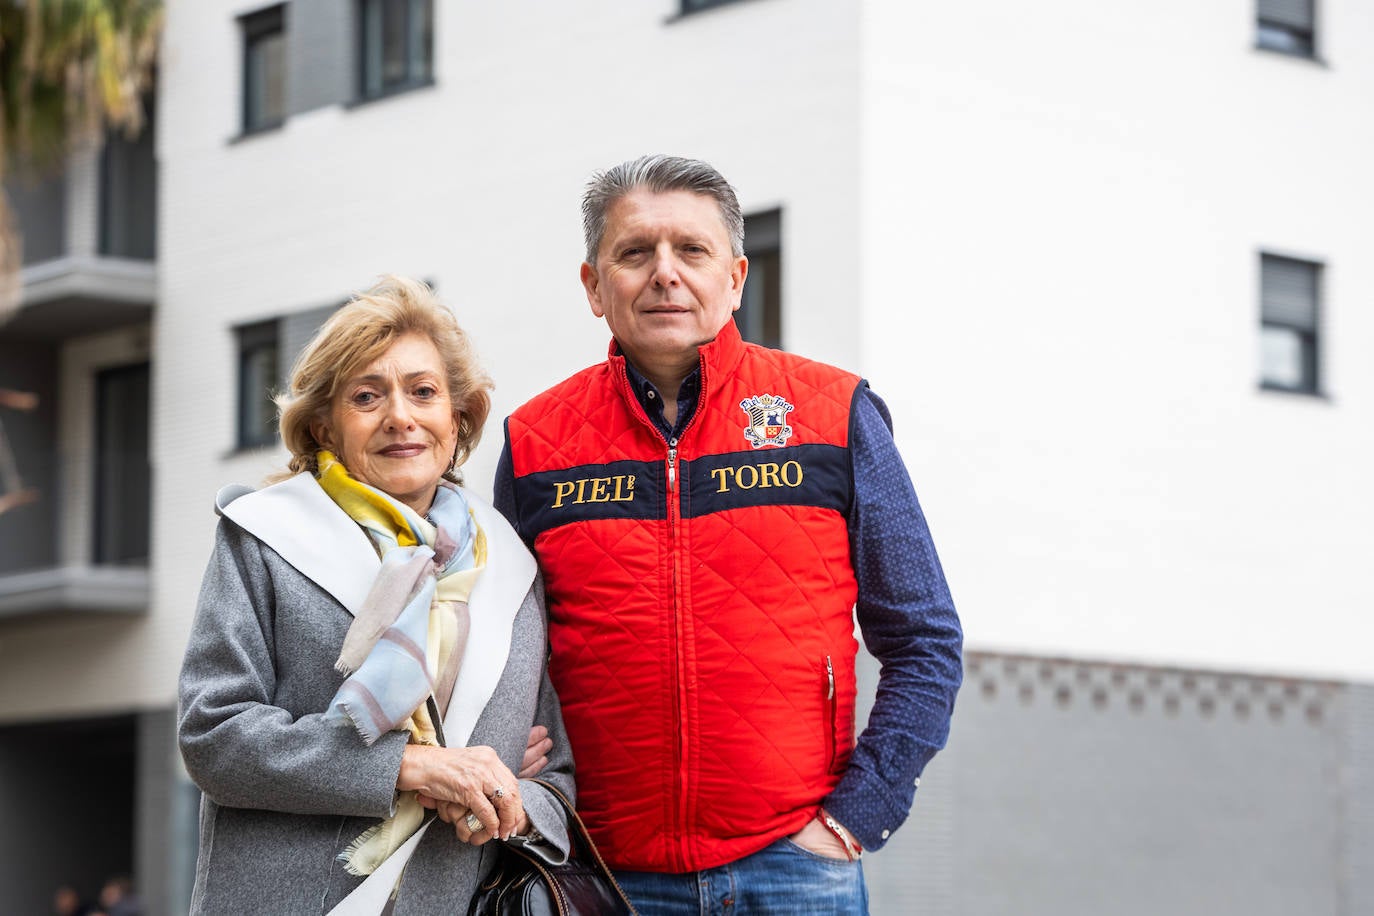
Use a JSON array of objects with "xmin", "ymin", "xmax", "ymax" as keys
[
  {"xmin": 0, "ymin": 0, "xmax": 162, "ymax": 177},
  {"xmin": 0, "ymin": 0, "xmax": 161, "ymax": 306}
]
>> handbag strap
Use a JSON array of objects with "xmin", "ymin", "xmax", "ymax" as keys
[{"xmin": 525, "ymin": 778, "xmax": 637, "ymax": 914}]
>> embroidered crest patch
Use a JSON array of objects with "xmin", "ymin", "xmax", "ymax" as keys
[{"xmin": 739, "ymin": 393, "xmax": 795, "ymax": 449}]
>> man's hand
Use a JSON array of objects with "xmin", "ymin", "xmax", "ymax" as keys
[
  {"xmin": 519, "ymin": 725, "xmax": 552, "ymax": 778},
  {"xmin": 787, "ymin": 815, "xmax": 853, "ymax": 861}
]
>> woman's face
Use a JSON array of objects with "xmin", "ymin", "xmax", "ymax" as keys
[{"xmin": 317, "ymin": 332, "xmax": 459, "ymax": 515}]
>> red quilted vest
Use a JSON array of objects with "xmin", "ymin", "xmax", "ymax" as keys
[{"xmin": 505, "ymin": 321, "xmax": 861, "ymax": 872}]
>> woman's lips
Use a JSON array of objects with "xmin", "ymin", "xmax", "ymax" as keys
[{"xmin": 379, "ymin": 443, "xmax": 427, "ymax": 458}]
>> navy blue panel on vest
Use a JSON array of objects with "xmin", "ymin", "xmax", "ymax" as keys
[
  {"xmin": 515, "ymin": 459, "xmax": 664, "ymax": 540},
  {"xmin": 682, "ymin": 444, "xmax": 851, "ymax": 519}
]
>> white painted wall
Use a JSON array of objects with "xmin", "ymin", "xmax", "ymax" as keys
[
  {"xmin": 862, "ymin": 0, "xmax": 1374, "ymax": 679},
  {"xmin": 149, "ymin": 0, "xmax": 861, "ymax": 710},
  {"xmin": 10, "ymin": 0, "xmax": 1368, "ymax": 719}
]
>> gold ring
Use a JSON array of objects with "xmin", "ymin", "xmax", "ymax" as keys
[{"xmin": 464, "ymin": 813, "xmax": 483, "ymax": 832}]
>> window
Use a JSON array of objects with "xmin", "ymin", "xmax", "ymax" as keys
[
  {"xmin": 1259, "ymin": 253, "xmax": 1320, "ymax": 394},
  {"xmin": 93, "ymin": 364, "xmax": 151, "ymax": 565},
  {"xmin": 1257, "ymin": 0, "xmax": 1315, "ymax": 57},
  {"xmin": 241, "ymin": 5, "xmax": 286, "ymax": 133},
  {"xmin": 235, "ymin": 304, "xmax": 338, "ymax": 449},
  {"xmin": 358, "ymin": 0, "xmax": 433, "ymax": 100},
  {"xmin": 739, "ymin": 209, "xmax": 782, "ymax": 349},
  {"xmin": 236, "ymin": 321, "xmax": 279, "ymax": 448}
]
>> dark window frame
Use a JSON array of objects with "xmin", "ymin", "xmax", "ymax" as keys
[
  {"xmin": 739, "ymin": 208, "xmax": 782, "ymax": 350},
  {"xmin": 1258, "ymin": 252, "xmax": 1322, "ymax": 396},
  {"xmin": 1256, "ymin": 0, "xmax": 1317, "ymax": 59},
  {"xmin": 240, "ymin": 4, "xmax": 287, "ymax": 135},
  {"xmin": 356, "ymin": 0, "xmax": 435, "ymax": 103},
  {"xmin": 236, "ymin": 320, "xmax": 281, "ymax": 450},
  {"xmin": 676, "ymin": 0, "xmax": 755, "ymax": 15}
]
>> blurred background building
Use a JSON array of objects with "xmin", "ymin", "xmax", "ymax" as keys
[{"xmin": 1, "ymin": 1, "xmax": 1370, "ymax": 913}]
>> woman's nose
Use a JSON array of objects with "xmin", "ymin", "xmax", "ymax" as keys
[{"xmin": 384, "ymin": 396, "xmax": 416, "ymax": 430}]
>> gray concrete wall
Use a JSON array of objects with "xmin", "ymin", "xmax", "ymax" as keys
[
  {"xmin": 135, "ymin": 708, "xmax": 198, "ymax": 916},
  {"xmin": 861, "ymin": 652, "xmax": 1365, "ymax": 916}
]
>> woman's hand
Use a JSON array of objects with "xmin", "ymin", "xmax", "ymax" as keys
[{"xmin": 400, "ymin": 744, "xmax": 529, "ymax": 844}]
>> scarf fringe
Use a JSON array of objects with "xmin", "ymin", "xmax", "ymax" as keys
[{"xmin": 337, "ymin": 822, "xmax": 386, "ymax": 877}]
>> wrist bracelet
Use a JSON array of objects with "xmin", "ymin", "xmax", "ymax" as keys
[{"xmin": 817, "ymin": 810, "xmax": 862, "ymax": 861}]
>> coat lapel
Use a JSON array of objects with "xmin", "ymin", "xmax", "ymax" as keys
[
  {"xmin": 217, "ymin": 473, "xmax": 538, "ymax": 750},
  {"xmin": 217, "ymin": 472, "xmax": 379, "ymax": 616}
]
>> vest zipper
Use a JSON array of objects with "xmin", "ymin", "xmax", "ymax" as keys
[
  {"xmin": 666, "ymin": 435, "xmax": 688, "ymax": 868},
  {"xmin": 825, "ymin": 654, "xmax": 837, "ymax": 772}
]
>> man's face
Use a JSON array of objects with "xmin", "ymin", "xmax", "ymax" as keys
[{"xmin": 581, "ymin": 189, "xmax": 747, "ymax": 377}]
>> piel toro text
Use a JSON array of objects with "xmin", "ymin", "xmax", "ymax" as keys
[
  {"xmin": 709, "ymin": 460, "xmax": 803, "ymax": 493},
  {"xmin": 551, "ymin": 474, "xmax": 637, "ymax": 508}
]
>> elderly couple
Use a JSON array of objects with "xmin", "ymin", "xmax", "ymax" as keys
[{"xmin": 177, "ymin": 155, "xmax": 963, "ymax": 915}]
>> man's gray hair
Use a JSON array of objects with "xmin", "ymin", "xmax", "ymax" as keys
[{"xmin": 582, "ymin": 154, "xmax": 745, "ymax": 264}]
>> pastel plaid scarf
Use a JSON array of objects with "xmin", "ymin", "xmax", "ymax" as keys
[{"xmin": 315, "ymin": 450, "xmax": 486, "ymax": 875}]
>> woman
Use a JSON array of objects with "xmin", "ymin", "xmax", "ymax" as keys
[{"xmin": 178, "ymin": 276, "xmax": 572, "ymax": 914}]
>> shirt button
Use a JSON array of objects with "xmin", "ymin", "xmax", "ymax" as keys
[
  {"xmin": 647, "ymin": 390, "xmax": 656, "ymax": 400},
  {"xmin": 914, "ymin": 777, "xmax": 921, "ymax": 787},
  {"xmin": 881, "ymin": 829, "xmax": 890, "ymax": 840}
]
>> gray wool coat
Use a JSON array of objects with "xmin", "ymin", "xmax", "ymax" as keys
[{"xmin": 177, "ymin": 475, "xmax": 574, "ymax": 915}]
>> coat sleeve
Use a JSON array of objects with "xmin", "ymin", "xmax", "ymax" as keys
[
  {"xmin": 509, "ymin": 577, "xmax": 577, "ymax": 865},
  {"xmin": 177, "ymin": 518, "xmax": 409, "ymax": 818}
]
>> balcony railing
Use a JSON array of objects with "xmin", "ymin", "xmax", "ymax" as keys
[{"xmin": 4, "ymin": 119, "xmax": 157, "ymax": 341}]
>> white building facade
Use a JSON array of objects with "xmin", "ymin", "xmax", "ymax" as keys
[{"xmin": 1, "ymin": 1, "xmax": 1369, "ymax": 913}]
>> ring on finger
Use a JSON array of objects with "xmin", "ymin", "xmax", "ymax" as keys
[
  {"xmin": 464, "ymin": 813, "xmax": 483, "ymax": 832},
  {"xmin": 490, "ymin": 785, "xmax": 506, "ymax": 801}
]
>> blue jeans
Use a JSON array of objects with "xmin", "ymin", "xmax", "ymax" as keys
[{"xmin": 613, "ymin": 838, "xmax": 869, "ymax": 915}]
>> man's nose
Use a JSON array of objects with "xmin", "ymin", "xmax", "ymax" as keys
[{"xmin": 651, "ymin": 246, "xmax": 681, "ymax": 287}]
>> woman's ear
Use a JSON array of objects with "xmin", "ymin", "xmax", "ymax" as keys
[{"xmin": 310, "ymin": 419, "xmax": 331, "ymax": 452}]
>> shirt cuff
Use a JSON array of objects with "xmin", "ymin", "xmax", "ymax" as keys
[{"xmin": 823, "ymin": 764, "xmax": 918, "ymax": 852}]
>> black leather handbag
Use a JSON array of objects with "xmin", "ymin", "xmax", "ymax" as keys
[{"xmin": 468, "ymin": 778, "xmax": 636, "ymax": 916}]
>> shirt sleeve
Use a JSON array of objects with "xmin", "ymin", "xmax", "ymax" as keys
[
  {"xmin": 493, "ymin": 423, "xmax": 522, "ymax": 538},
  {"xmin": 821, "ymin": 385, "xmax": 964, "ymax": 852}
]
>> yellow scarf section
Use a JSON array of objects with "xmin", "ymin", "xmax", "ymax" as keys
[{"xmin": 317, "ymin": 450, "xmax": 487, "ymax": 876}]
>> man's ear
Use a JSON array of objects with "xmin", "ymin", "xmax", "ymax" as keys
[
  {"xmin": 581, "ymin": 262, "xmax": 606, "ymax": 318},
  {"xmin": 730, "ymin": 255, "xmax": 749, "ymax": 312}
]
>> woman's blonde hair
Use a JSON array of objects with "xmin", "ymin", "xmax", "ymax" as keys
[{"xmin": 275, "ymin": 275, "xmax": 492, "ymax": 483}]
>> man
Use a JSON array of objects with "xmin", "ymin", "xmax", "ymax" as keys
[{"xmin": 495, "ymin": 155, "xmax": 961, "ymax": 914}]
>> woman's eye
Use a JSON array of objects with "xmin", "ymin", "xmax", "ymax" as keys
[
  {"xmin": 352, "ymin": 391, "xmax": 378, "ymax": 406},
  {"xmin": 414, "ymin": 385, "xmax": 438, "ymax": 399}
]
